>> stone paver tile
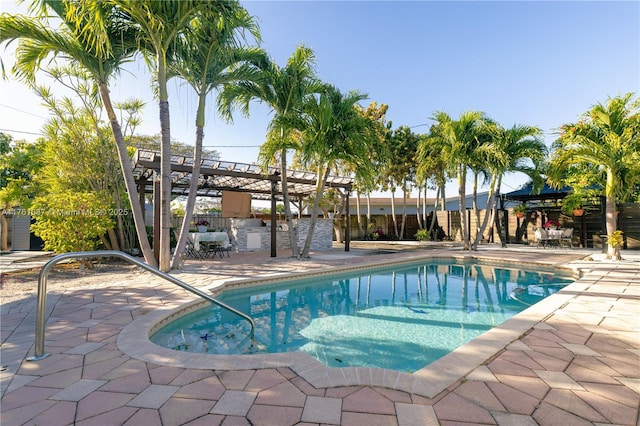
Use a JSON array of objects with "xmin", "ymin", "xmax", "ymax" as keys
[
  {"xmin": 159, "ymin": 397, "xmax": 216, "ymax": 426},
  {"xmin": 500, "ymin": 350, "xmax": 544, "ymax": 371},
  {"xmin": 290, "ymin": 376, "xmax": 325, "ymax": 397},
  {"xmin": 486, "ymin": 382, "xmax": 540, "ymax": 415},
  {"xmin": 560, "ymin": 343, "xmax": 601, "ymax": 356},
  {"xmin": 75, "ymin": 406, "xmax": 139, "ymax": 426},
  {"xmin": 524, "ymin": 349, "xmax": 572, "ymax": 371},
  {"xmin": 28, "ymin": 400, "xmax": 77, "ymax": 426},
  {"xmin": 50, "ymin": 378, "xmax": 107, "ymax": 401},
  {"xmin": 395, "ymin": 402, "xmax": 438, "ymax": 426},
  {"xmin": 126, "ymin": 383, "xmax": 179, "ymax": 409},
  {"xmin": 148, "ymin": 365, "xmax": 184, "ymax": 384},
  {"xmin": 4, "ymin": 374, "xmax": 39, "ymax": 394},
  {"xmin": 247, "ymin": 404, "xmax": 303, "ymax": 426},
  {"xmin": 325, "ymin": 386, "xmax": 362, "ymax": 398},
  {"xmin": 615, "ymin": 376, "xmax": 640, "ymax": 394},
  {"xmin": 83, "ymin": 348, "xmax": 121, "ymax": 365},
  {"xmin": 217, "ymin": 370, "xmax": 255, "ymax": 390},
  {"xmin": 1, "ymin": 399, "xmax": 57, "ymax": 425},
  {"xmin": 254, "ymin": 379, "xmax": 306, "ymax": 407},
  {"xmin": 276, "ymin": 367, "xmax": 297, "ymax": 379},
  {"xmin": 75, "ymin": 390, "xmax": 135, "ymax": 421},
  {"xmin": 494, "ymin": 374, "xmax": 550, "ymax": 400},
  {"xmin": 182, "ymin": 413, "xmax": 225, "ymax": 426},
  {"xmin": 373, "ymin": 387, "xmax": 412, "ymax": 403},
  {"xmin": 490, "ymin": 411, "xmax": 538, "ymax": 426},
  {"xmin": 575, "ymin": 388, "xmax": 639, "ymax": 425},
  {"xmin": 453, "ymin": 381, "xmax": 506, "ymax": 412},
  {"xmin": 19, "ymin": 353, "xmax": 84, "ymax": 376},
  {"xmin": 100, "ymin": 359, "xmax": 149, "ymax": 380},
  {"xmin": 467, "ymin": 365, "xmax": 499, "ymax": 383},
  {"xmin": 565, "ymin": 361, "xmax": 621, "ymax": 385},
  {"xmin": 170, "ymin": 368, "xmax": 215, "ymax": 386},
  {"xmin": 487, "ymin": 358, "xmax": 537, "ymax": 378},
  {"xmin": 210, "ymin": 390, "xmax": 257, "ymax": 416},
  {"xmin": 244, "ymin": 368, "xmax": 287, "ymax": 391},
  {"xmin": 220, "ymin": 416, "xmax": 251, "ymax": 426},
  {"xmin": 341, "ymin": 411, "xmax": 397, "ymax": 426},
  {"xmin": 123, "ymin": 408, "xmax": 162, "ymax": 426},
  {"xmin": 543, "ymin": 389, "xmax": 607, "ymax": 423},
  {"xmin": 597, "ymin": 353, "xmax": 640, "ymax": 377},
  {"xmin": 99, "ymin": 371, "xmax": 151, "ymax": 393},
  {"xmin": 301, "ymin": 395, "xmax": 342, "ymax": 425},
  {"xmin": 174, "ymin": 376, "xmax": 226, "ymax": 400},
  {"xmin": 532, "ymin": 401, "xmax": 593, "ymax": 426},
  {"xmin": 31, "ymin": 367, "xmax": 84, "ymax": 391},
  {"xmin": 64, "ymin": 342, "xmax": 107, "ymax": 355},
  {"xmin": 1, "ymin": 385, "xmax": 59, "ymax": 410},
  {"xmin": 582, "ymin": 382, "xmax": 640, "ymax": 410},
  {"xmin": 433, "ymin": 392, "xmax": 496, "ymax": 424},
  {"xmin": 81, "ymin": 355, "xmax": 128, "ymax": 379},
  {"xmin": 342, "ymin": 387, "xmax": 395, "ymax": 415},
  {"xmin": 525, "ymin": 345, "xmax": 574, "ymax": 362},
  {"xmin": 535, "ymin": 370, "xmax": 584, "ymax": 390}
]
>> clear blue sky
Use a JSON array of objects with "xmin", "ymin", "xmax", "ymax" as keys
[{"xmin": 1, "ymin": 0, "xmax": 638, "ymax": 197}]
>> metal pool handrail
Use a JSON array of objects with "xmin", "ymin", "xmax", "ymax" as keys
[{"xmin": 27, "ymin": 250, "xmax": 256, "ymax": 361}]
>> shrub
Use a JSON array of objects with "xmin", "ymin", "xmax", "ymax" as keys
[{"xmin": 414, "ymin": 229, "xmax": 431, "ymax": 241}]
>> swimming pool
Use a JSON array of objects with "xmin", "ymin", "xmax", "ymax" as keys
[{"xmin": 151, "ymin": 259, "xmax": 574, "ymax": 372}]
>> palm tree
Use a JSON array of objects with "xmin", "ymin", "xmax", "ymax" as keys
[
  {"xmin": 218, "ymin": 45, "xmax": 323, "ymax": 258},
  {"xmin": 0, "ymin": 0, "xmax": 157, "ymax": 266},
  {"xmin": 286, "ymin": 85, "xmax": 373, "ymax": 257},
  {"xmin": 549, "ymin": 93, "xmax": 640, "ymax": 259},
  {"xmin": 166, "ymin": 7, "xmax": 261, "ymax": 269},
  {"xmin": 470, "ymin": 123, "xmax": 546, "ymax": 250},
  {"xmin": 115, "ymin": 0, "xmax": 247, "ymax": 271},
  {"xmin": 427, "ymin": 111, "xmax": 488, "ymax": 249}
]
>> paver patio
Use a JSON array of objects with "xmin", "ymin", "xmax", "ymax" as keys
[{"xmin": 1, "ymin": 244, "xmax": 639, "ymax": 425}]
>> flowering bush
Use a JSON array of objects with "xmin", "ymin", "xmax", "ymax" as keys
[
  {"xmin": 195, "ymin": 219, "xmax": 209, "ymax": 227},
  {"xmin": 543, "ymin": 220, "xmax": 561, "ymax": 228}
]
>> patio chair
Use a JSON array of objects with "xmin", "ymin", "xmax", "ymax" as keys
[
  {"xmin": 175, "ymin": 231, "xmax": 200, "ymax": 258},
  {"xmin": 560, "ymin": 228, "xmax": 574, "ymax": 248},
  {"xmin": 533, "ymin": 228, "xmax": 548, "ymax": 248}
]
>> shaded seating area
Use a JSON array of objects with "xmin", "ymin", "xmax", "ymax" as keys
[
  {"xmin": 533, "ymin": 227, "xmax": 574, "ymax": 248},
  {"xmin": 502, "ymin": 183, "xmax": 605, "ymax": 248}
]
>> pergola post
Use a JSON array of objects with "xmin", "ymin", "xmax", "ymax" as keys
[
  {"xmin": 153, "ymin": 176, "xmax": 160, "ymax": 264},
  {"xmin": 345, "ymin": 187, "xmax": 350, "ymax": 252},
  {"xmin": 270, "ymin": 176, "xmax": 277, "ymax": 258}
]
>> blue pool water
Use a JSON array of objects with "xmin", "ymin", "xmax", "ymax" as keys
[{"xmin": 151, "ymin": 259, "xmax": 574, "ymax": 372}]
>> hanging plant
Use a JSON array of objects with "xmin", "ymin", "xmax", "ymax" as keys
[{"xmin": 512, "ymin": 204, "xmax": 526, "ymax": 218}]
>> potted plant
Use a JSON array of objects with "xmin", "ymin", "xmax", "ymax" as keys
[
  {"xmin": 607, "ymin": 230, "xmax": 624, "ymax": 261},
  {"xmin": 195, "ymin": 219, "xmax": 209, "ymax": 233},
  {"xmin": 512, "ymin": 204, "xmax": 526, "ymax": 218},
  {"xmin": 561, "ymin": 193, "xmax": 585, "ymax": 217}
]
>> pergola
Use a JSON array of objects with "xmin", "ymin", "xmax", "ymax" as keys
[{"xmin": 132, "ymin": 150, "xmax": 354, "ymax": 256}]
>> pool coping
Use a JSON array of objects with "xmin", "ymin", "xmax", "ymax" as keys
[{"xmin": 117, "ymin": 253, "xmax": 583, "ymax": 399}]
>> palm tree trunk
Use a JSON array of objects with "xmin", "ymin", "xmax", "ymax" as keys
[
  {"xmin": 356, "ymin": 190, "xmax": 363, "ymax": 237},
  {"xmin": 366, "ymin": 192, "xmax": 371, "ymax": 236},
  {"xmin": 429, "ymin": 186, "xmax": 440, "ymax": 234},
  {"xmin": 472, "ymin": 172, "xmax": 480, "ymax": 241},
  {"xmin": 159, "ymin": 99, "xmax": 172, "ymax": 272},
  {"xmin": 301, "ymin": 166, "xmax": 330, "ymax": 257},
  {"xmin": 605, "ymin": 170, "xmax": 619, "ymax": 259},
  {"xmin": 171, "ymin": 124, "xmax": 204, "ymax": 270},
  {"xmin": 458, "ymin": 166, "xmax": 469, "ymax": 249},
  {"xmin": 390, "ymin": 187, "xmax": 398, "ymax": 239},
  {"xmin": 98, "ymin": 83, "xmax": 156, "ymax": 267},
  {"xmin": 471, "ymin": 174, "xmax": 497, "ymax": 250},
  {"xmin": 416, "ymin": 186, "xmax": 423, "ymax": 230},
  {"xmin": 400, "ymin": 184, "xmax": 407, "ymax": 240},
  {"xmin": 280, "ymin": 148, "xmax": 300, "ymax": 258}
]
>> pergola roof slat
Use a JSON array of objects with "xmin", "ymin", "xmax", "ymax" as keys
[{"xmin": 132, "ymin": 149, "xmax": 352, "ymax": 201}]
